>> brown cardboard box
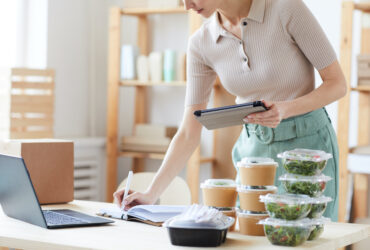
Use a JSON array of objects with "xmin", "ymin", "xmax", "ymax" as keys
[{"xmin": 0, "ymin": 139, "xmax": 74, "ymax": 204}]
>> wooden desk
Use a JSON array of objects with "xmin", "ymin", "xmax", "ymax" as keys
[{"xmin": 0, "ymin": 200, "xmax": 369, "ymax": 250}]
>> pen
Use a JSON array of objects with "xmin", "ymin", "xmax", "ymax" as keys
[{"xmin": 121, "ymin": 170, "xmax": 133, "ymax": 210}]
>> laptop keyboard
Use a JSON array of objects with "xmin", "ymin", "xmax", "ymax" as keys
[{"xmin": 43, "ymin": 210, "xmax": 87, "ymax": 226}]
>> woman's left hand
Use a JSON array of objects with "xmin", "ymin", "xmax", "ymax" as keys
[{"xmin": 243, "ymin": 100, "xmax": 287, "ymax": 128}]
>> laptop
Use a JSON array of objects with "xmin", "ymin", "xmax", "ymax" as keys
[{"xmin": 0, "ymin": 154, "xmax": 114, "ymax": 229}]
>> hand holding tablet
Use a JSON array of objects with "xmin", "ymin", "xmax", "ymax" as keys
[{"xmin": 193, "ymin": 101, "xmax": 268, "ymax": 130}]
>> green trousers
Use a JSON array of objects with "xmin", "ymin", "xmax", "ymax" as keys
[{"xmin": 232, "ymin": 108, "xmax": 339, "ymax": 221}]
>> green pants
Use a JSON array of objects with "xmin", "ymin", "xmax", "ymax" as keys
[{"xmin": 232, "ymin": 108, "xmax": 339, "ymax": 221}]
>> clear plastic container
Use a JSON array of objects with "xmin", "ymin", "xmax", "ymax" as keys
[
  {"xmin": 277, "ymin": 148, "xmax": 332, "ymax": 176},
  {"xmin": 238, "ymin": 186, "xmax": 277, "ymax": 212},
  {"xmin": 308, "ymin": 217, "xmax": 330, "ymax": 241},
  {"xmin": 213, "ymin": 207, "xmax": 237, "ymax": 232},
  {"xmin": 259, "ymin": 193, "xmax": 312, "ymax": 220},
  {"xmin": 308, "ymin": 196, "xmax": 332, "ymax": 218},
  {"xmin": 201, "ymin": 179, "xmax": 237, "ymax": 208},
  {"xmin": 236, "ymin": 157, "xmax": 278, "ymax": 186},
  {"xmin": 258, "ymin": 218, "xmax": 312, "ymax": 246},
  {"xmin": 279, "ymin": 174, "xmax": 332, "ymax": 197}
]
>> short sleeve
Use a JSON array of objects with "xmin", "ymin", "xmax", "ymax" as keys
[
  {"xmin": 184, "ymin": 32, "xmax": 217, "ymax": 106},
  {"xmin": 279, "ymin": 0, "xmax": 337, "ymax": 70}
]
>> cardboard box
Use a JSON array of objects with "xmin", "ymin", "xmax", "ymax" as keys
[{"xmin": 0, "ymin": 139, "xmax": 74, "ymax": 204}]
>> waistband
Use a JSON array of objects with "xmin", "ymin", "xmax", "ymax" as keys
[{"xmin": 245, "ymin": 108, "xmax": 331, "ymax": 145}]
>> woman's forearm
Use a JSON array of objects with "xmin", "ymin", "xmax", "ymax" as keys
[
  {"xmin": 145, "ymin": 129, "xmax": 201, "ymax": 201},
  {"xmin": 282, "ymin": 61, "xmax": 347, "ymax": 119}
]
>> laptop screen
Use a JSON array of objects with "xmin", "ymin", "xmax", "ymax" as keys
[{"xmin": 0, "ymin": 154, "xmax": 47, "ymax": 228}]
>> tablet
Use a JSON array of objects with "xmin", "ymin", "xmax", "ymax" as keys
[{"xmin": 193, "ymin": 101, "xmax": 268, "ymax": 130}]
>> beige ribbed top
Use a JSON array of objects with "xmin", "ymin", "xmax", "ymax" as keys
[{"xmin": 185, "ymin": 0, "xmax": 337, "ymax": 106}]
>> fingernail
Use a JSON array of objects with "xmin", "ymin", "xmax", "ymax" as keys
[
  {"xmin": 247, "ymin": 115, "xmax": 252, "ymax": 118},
  {"xmin": 243, "ymin": 118, "xmax": 249, "ymax": 123}
]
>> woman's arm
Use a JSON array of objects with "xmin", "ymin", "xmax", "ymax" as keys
[
  {"xmin": 114, "ymin": 103, "xmax": 207, "ymax": 209},
  {"xmin": 245, "ymin": 60, "xmax": 347, "ymax": 128}
]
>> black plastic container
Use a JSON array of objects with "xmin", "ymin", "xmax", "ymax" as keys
[
  {"xmin": 164, "ymin": 214, "xmax": 234, "ymax": 247},
  {"xmin": 166, "ymin": 227, "xmax": 228, "ymax": 247}
]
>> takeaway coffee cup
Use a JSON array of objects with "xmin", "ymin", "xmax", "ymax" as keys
[
  {"xmin": 201, "ymin": 179, "xmax": 237, "ymax": 208},
  {"xmin": 237, "ymin": 210, "xmax": 269, "ymax": 236},
  {"xmin": 237, "ymin": 157, "xmax": 278, "ymax": 186},
  {"xmin": 237, "ymin": 186, "xmax": 277, "ymax": 211}
]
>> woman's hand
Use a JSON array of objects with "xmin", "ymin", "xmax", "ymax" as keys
[
  {"xmin": 113, "ymin": 189, "xmax": 156, "ymax": 211},
  {"xmin": 243, "ymin": 100, "xmax": 288, "ymax": 128}
]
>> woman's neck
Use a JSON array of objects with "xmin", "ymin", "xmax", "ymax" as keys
[{"xmin": 217, "ymin": 0, "xmax": 253, "ymax": 25}]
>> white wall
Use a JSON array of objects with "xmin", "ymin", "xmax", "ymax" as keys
[{"xmin": 46, "ymin": 0, "xmax": 367, "ymax": 204}]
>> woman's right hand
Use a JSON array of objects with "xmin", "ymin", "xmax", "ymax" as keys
[{"xmin": 113, "ymin": 189, "xmax": 156, "ymax": 211}]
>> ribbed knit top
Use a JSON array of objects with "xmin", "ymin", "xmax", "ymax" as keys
[{"xmin": 185, "ymin": 0, "xmax": 337, "ymax": 106}]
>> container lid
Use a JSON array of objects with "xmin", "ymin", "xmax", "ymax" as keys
[
  {"xmin": 258, "ymin": 217, "xmax": 312, "ymax": 227},
  {"xmin": 237, "ymin": 185, "xmax": 277, "ymax": 193},
  {"xmin": 259, "ymin": 193, "xmax": 312, "ymax": 205},
  {"xmin": 236, "ymin": 157, "xmax": 278, "ymax": 168},
  {"xmin": 309, "ymin": 217, "xmax": 331, "ymax": 226},
  {"xmin": 200, "ymin": 179, "xmax": 236, "ymax": 188},
  {"xmin": 163, "ymin": 205, "xmax": 235, "ymax": 230},
  {"xmin": 309, "ymin": 196, "xmax": 333, "ymax": 204},
  {"xmin": 212, "ymin": 207, "xmax": 236, "ymax": 212},
  {"xmin": 277, "ymin": 148, "xmax": 332, "ymax": 162},
  {"xmin": 237, "ymin": 210, "xmax": 269, "ymax": 217},
  {"xmin": 279, "ymin": 173, "xmax": 332, "ymax": 183}
]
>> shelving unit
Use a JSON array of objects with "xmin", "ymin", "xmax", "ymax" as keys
[
  {"xmin": 106, "ymin": 7, "xmax": 240, "ymax": 203},
  {"xmin": 337, "ymin": 0, "xmax": 370, "ymax": 222}
]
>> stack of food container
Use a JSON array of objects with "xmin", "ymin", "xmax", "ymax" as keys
[
  {"xmin": 259, "ymin": 148, "xmax": 333, "ymax": 246},
  {"xmin": 235, "ymin": 157, "xmax": 278, "ymax": 236},
  {"xmin": 200, "ymin": 179, "xmax": 238, "ymax": 231}
]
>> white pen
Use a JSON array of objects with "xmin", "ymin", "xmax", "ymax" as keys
[{"xmin": 121, "ymin": 171, "xmax": 133, "ymax": 211}]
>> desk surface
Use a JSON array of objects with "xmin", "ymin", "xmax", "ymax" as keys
[{"xmin": 0, "ymin": 200, "xmax": 369, "ymax": 250}]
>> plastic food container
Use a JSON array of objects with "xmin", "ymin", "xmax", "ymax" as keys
[
  {"xmin": 237, "ymin": 210, "xmax": 269, "ymax": 236},
  {"xmin": 258, "ymin": 218, "xmax": 312, "ymax": 246},
  {"xmin": 260, "ymin": 193, "xmax": 312, "ymax": 220},
  {"xmin": 279, "ymin": 174, "xmax": 332, "ymax": 197},
  {"xmin": 163, "ymin": 208, "xmax": 235, "ymax": 247},
  {"xmin": 236, "ymin": 157, "xmax": 278, "ymax": 186},
  {"xmin": 308, "ymin": 217, "xmax": 330, "ymax": 241},
  {"xmin": 201, "ymin": 179, "xmax": 237, "ymax": 208},
  {"xmin": 308, "ymin": 196, "xmax": 332, "ymax": 218},
  {"xmin": 238, "ymin": 186, "xmax": 277, "ymax": 212},
  {"xmin": 215, "ymin": 207, "xmax": 237, "ymax": 232},
  {"xmin": 277, "ymin": 148, "xmax": 332, "ymax": 176}
]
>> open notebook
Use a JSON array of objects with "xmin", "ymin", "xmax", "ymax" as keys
[{"xmin": 97, "ymin": 205, "xmax": 187, "ymax": 227}]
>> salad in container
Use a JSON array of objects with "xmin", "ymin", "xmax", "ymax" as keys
[
  {"xmin": 307, "ymin": 196, "xmax": 332, "ymax": 218},
  {"xmin": 308, "ymin": 217, "xmax": 331, "ymax": 241},
  {"xmin": 279, "ymin": 173, "xmax": 332, "ymax": 197},
  {"xmin": 277, "ymin": 149, "xmax": 332, "ymax": 176},
  {"xmin": 260, "ymin": 193, "xmax": 312, "ymax": 220},
  {"xmin": 258, "ymin": 218, "xmax": 312, "ymax": 246}
]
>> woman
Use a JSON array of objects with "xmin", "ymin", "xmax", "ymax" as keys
[{"xmin": 114, "ymin": 0, "xmax": 346, "ymax": 221}]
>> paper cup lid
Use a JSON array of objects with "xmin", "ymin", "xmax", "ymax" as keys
[
  {"xmin": 200, "ymin": 179, "xmax": 236, "ymax": 188},
  {"xmin": 237, "ymin": 185, "xmax": 277, "ymax": 193},
  {"xmin": 237, "ymin": 157, "xmax": 278, "ymax": 168},
  {"xmin": 237, "ymin": 210, "xmax": 268, "ymax": 217}
]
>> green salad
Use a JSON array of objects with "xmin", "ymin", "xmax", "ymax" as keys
[
  {"xmin": 283, "ymin": 159, "xmax": 327, "ymax": 176},
  {"xmin": 259, "ymin": 218, "xmax": 312, "ymax": 247},
  {"xmin": 266, "ymin": 202, "xmax": 311, "ymax": 220},
  {"xmin": 278, "ymin": 149, "xmax": 332, "ymax": 176},
  {"xmin": 260, "ymin": 194, "xmax": 312, "ymax": 220},
  {"xmin": 308, "ymin": 224, "xmax": 324, "ymax": 241},
  {"xmin": 279, "ymin": 174, "xmax": 332, "ymax": 197},
  {"xmin": 308, "ymin": 203, "xmax": 327, "ymax": 219}
]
